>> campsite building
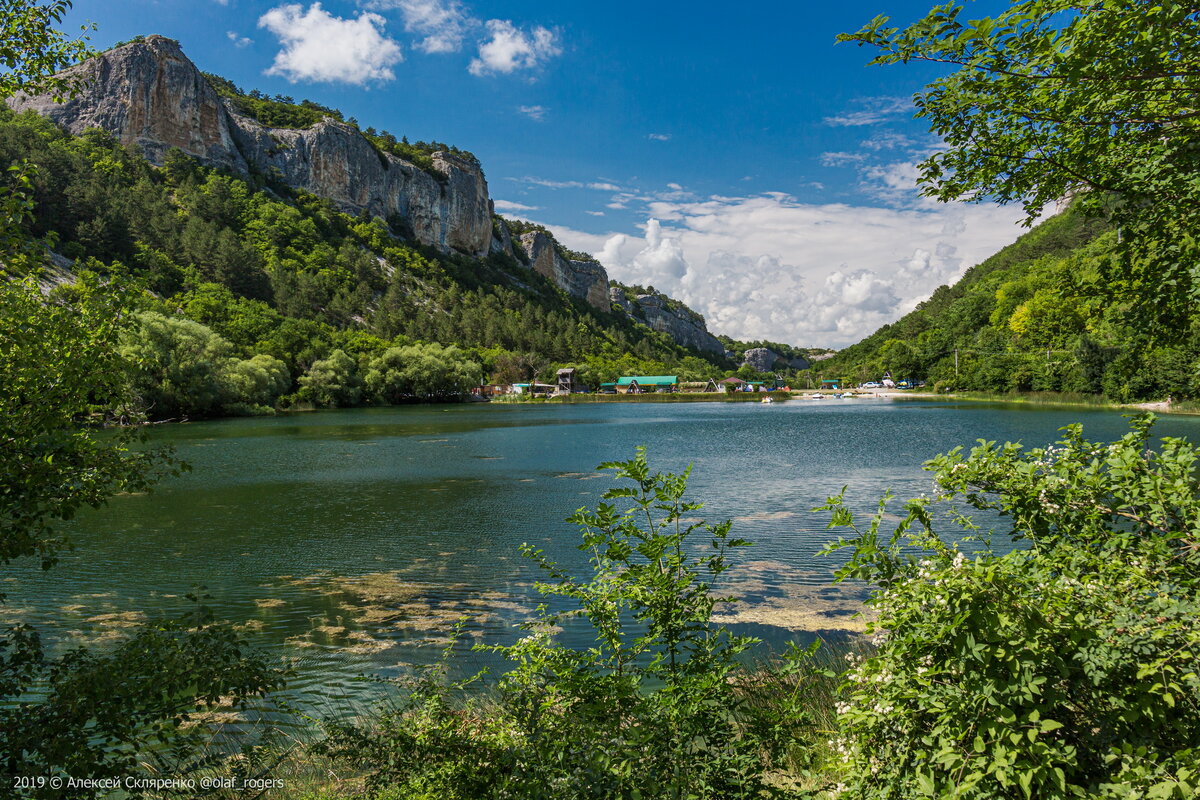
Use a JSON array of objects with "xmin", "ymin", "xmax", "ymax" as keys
[{"xmin": 616, "ymin": 376, "xmax": 679, "ymax": 394}]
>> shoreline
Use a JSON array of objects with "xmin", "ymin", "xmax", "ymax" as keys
[{"xmin": 879, "ymin": 390, "xmax": 1199, "ymax": 416}]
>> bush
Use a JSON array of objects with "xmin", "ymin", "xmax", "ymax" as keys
[
  {"xmin": 319, "ymin": 449, "xmax": 820, "ymax": 799},
  {"xmin": 298, "ymin": 348, "xmax": 362, "ymax": 408},
  {"xmin": 821, "ymin": 416, "xmax": 1200, "ymax": 799},
  {"xmin": 364, "ymin": 342, "xmax": 481, "ymax": 403}
]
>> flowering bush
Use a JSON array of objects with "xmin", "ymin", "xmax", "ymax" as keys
[{"xmin": 821, "ymin": 415, "xmax": 1200, "ymax": 799}]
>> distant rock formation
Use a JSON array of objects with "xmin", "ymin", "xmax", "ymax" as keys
[
  {"xmin": 10, "ymin": 35, "xmax": 755, "ymax": 347},
  {"xmin": 742, "ymin": 347, "xmax": 780, "ymax": 372},
  {"xmin": 518, "ymin": 231, "xmax": 611, "ymax": 312},
  {"xmin": 8, "ymin": 36, "xmax": 492, "ymax": 257},
  {"xmin": 609, "ymin": 288, "xmax": 724, "ymax": 355}
]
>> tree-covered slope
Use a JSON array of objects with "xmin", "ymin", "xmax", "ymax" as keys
[
  {"xmin": 0, "ymin": 106, "xmax": 732, "ymax": 418},
  {"xmin": 815, "ymin": 206, "xmax": 1200, "ymax": 402}
]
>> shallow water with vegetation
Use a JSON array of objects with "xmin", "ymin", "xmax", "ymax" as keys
[{"xmin": 10, "ymin": 398, "xmax": 1200, "ymax": 708}]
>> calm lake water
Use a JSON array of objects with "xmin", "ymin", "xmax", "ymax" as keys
[{"xmin": 9, "ymin": 398, "xmax": 1200, "ymax": 709}]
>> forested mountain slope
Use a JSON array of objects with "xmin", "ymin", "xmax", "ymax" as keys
[
  {"xmin": 815, "ymin": 207, "xmax": 1199, "ymax": 402},
  {"xmin": 0, "ymin": 37, "xmax": 753, "ymax": 418}
]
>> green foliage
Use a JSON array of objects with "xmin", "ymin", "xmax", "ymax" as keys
[
  {"xmin": 0, "ymin": 106, "xmax": 723, "ymax": 413},
  {"xmin": 0, "ymin": 0, "xmax": 94, "ymax": 102},
  {"xmin": 1, "ymin": 597, "xmax": 284, "ymax": 797},
  {"xmin": 820, "ymin": 416, "xmax": 1200, "ymax": 799},
  {"xmin": 0, "ymin": 282, "xmax": 286, "ymax": 796},
  {"xmin": 817, "ymin": 203, "xmax": 1200, "ymax": 403},
  {"xmin": 202, "ymin": 71, "xmax": 342, "ymax": 129},
  {"xmin": 840, "ymin": 0, "xmax": 1200, "ymax": 337},
  {"xmin": 0, "ymin": 278, "xmax": 177, "ymax": 569},
  {"xmin": 320, "ymin": 450, "xmax": 821, "ymax": 799},
  {"xmin": 122, "ymin": 312, "xmax": 293, "ymax": 418},
  {"xmin": 298, "ymin": 348, "xmax": 363, "ymax": 408},
  {"xmin": 365, "ymin": 342, "xmax": 481, "ymax": 402}
]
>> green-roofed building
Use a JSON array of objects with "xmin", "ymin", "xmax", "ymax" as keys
[{"xmin": 616, "ymin": 375, "xmax": 678, "ymax": 394}]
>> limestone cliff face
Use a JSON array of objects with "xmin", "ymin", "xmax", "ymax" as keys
[
  {"xmin": 8, "ymin": 35, "xmax": 247, "ymax": 173},
  {"xmin": 8, "ymin": 36, "xmax": 492, "ymax": 257},
  {"xmin": 609, "ymin": 288, "xmax": 724, "ymax": 356},
  {"xmin": 228, "ymin": 111, "xmax": 492, "ymax": 256},
  {"xmin": 742, "ymin": 347, "xmax": 781, "ymax": 372},
  {"xmin": 518, "ymin": 231, "xmax": 611, "ymax": 312}
]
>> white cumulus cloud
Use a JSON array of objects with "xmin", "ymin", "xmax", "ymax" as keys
[
  {"xmin": 259, "ymin": 3, "xmax": 403, "ymax": 85},
  {"xmin": 369, "ymin": 0, "xmax": 471, "ymax": 53},
  {"xmin": 227, "ymin": 31, "xmax": 253, "ymax": 48},
  {"xmin": 469, "ymin": 19, "xmax": 560, "ymax": 76},
  {"xmin": 541, "ymin": 192, "xmax": 1028, "ymax": 348}
]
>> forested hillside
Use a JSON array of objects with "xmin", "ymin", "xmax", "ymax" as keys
[
  {"xmin": 0, "ymin": 105, "xmax": 735, "ymax": 419},
  {"xmin": 815, "ymin": 206, "xmax": 1200, "ymax": 402}
]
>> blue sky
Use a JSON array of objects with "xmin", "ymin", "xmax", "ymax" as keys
[{"xmin": 68, "ymin": 0, "xmax": 1027, "ymax": 348}]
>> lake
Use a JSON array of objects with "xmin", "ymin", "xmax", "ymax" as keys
[{"xmin": 9, "ymin": 398, "xmax": 1199, "ymax": 709}]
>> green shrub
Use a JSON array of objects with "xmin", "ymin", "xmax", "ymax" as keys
[
  {"xmin": 821, "ymin": 415, "xmax": 1200, "ymax": 799},
  {"xmin": 320, "ymin": 449, "xmax": 820, "ymax": 799}
]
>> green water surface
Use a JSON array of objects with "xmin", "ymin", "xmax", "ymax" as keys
[{"xmin": 8, "ymin": 398, "xmax": 1197, "ymax": 705}]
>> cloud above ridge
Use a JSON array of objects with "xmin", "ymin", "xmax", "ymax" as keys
[
  {"xmin": 543, "ymin": 191, "xmax": 1027, "ymax": 348},
  {"xmin": 469, "ymin": 19, "xmax": 560, "ymax": 76},
  {"xmin": 259, "ymin": 3, "xmax": 402, "ymax": 84}
]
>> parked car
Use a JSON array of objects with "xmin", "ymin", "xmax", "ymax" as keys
[{"xmin": 861, "ymin": 381, "xmax": 881, "ymax": 389}]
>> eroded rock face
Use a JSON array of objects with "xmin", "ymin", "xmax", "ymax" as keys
[
  {"xmin": 518, "ymin": 231, "xmax": 611, "ymax": 312},
  {"xmin": 8, "ymin": 35, "xmax": 247, "ymax": 172},
  {"xmin": 608, "ymin": 288, "xmax": 723, "ymax": 355},
  {"xmin": 634, "ymin": 294, "xmax": 724, "ymax": 355},
  {"xmin": 228, "ymin": 113, "xmax": 492, "ymax": 256},
  {"xmin": 8, "ymin": 36, "xmax": 492, "ymax": 257},
  {"xmin": 742, "ymin": 347, "xmax": 781, "ymax": 372}
]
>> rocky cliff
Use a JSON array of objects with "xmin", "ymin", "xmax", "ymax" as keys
[
  {"xmin": 7, "ymin": 36, "xmax": 493, "ymax": 257},
  {"xmin": 609, "ymin": 288, "xmax": 724, "ymax": 355},
  {"xmin": 8, "ymin": 35, "xmax": 740, "ymax": 351},
  {"xmin": 518, "ymin": 231, "xmax": 610, "ymax": 312},
  {"xmin": 742, "ymin": 347, "xmax": 781, "ymax": 372}
]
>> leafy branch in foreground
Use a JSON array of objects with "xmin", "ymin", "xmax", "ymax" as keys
[
  {"xmin": 839, "ymin": 0, "xmax": 1200, "ymax": 336},
  {"xmin": 820, "ymin": 415, "xmax": 1200, "ymax": 799},
  {"xmin": 321, "ymin": 448, "xmax": 823, "ymax": 800}
]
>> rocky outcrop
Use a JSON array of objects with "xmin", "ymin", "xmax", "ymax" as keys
[
  {"xmin": 490, "ymin": 215, "xmax": 517, "ymax": 258},
  {"xmin": 742, "ymin": 347, "xmax": 781, "ymax": 372},
  {"xmin": 609, "ymin": 289, "xmax": 724, "ymax": 356},
  {"xmin": 8, "ymin": 35, "xmax": 247, "ymax": 173},
  {"xmin": 8, "ymin": 36, "xmax": 492, "ymax": 257},
  {"xmin": 789, "ymin": 355, "xmax": 811, "ymax": 370},
  {"xmin": 228, "ymin": 111, "xmax": 492, "ymax": 256},
  {"xmin": 518, "ymin": 231, "xmax": 610, "ymax": 312}
]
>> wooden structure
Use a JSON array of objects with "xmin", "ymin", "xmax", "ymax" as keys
[
  {"xmin": 556, "ymin": 367, "xmax": 582, "ymax": 395},
  {"xmin": 679, "ymin": 379, "xmax": 719, "ymax": 393}
]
